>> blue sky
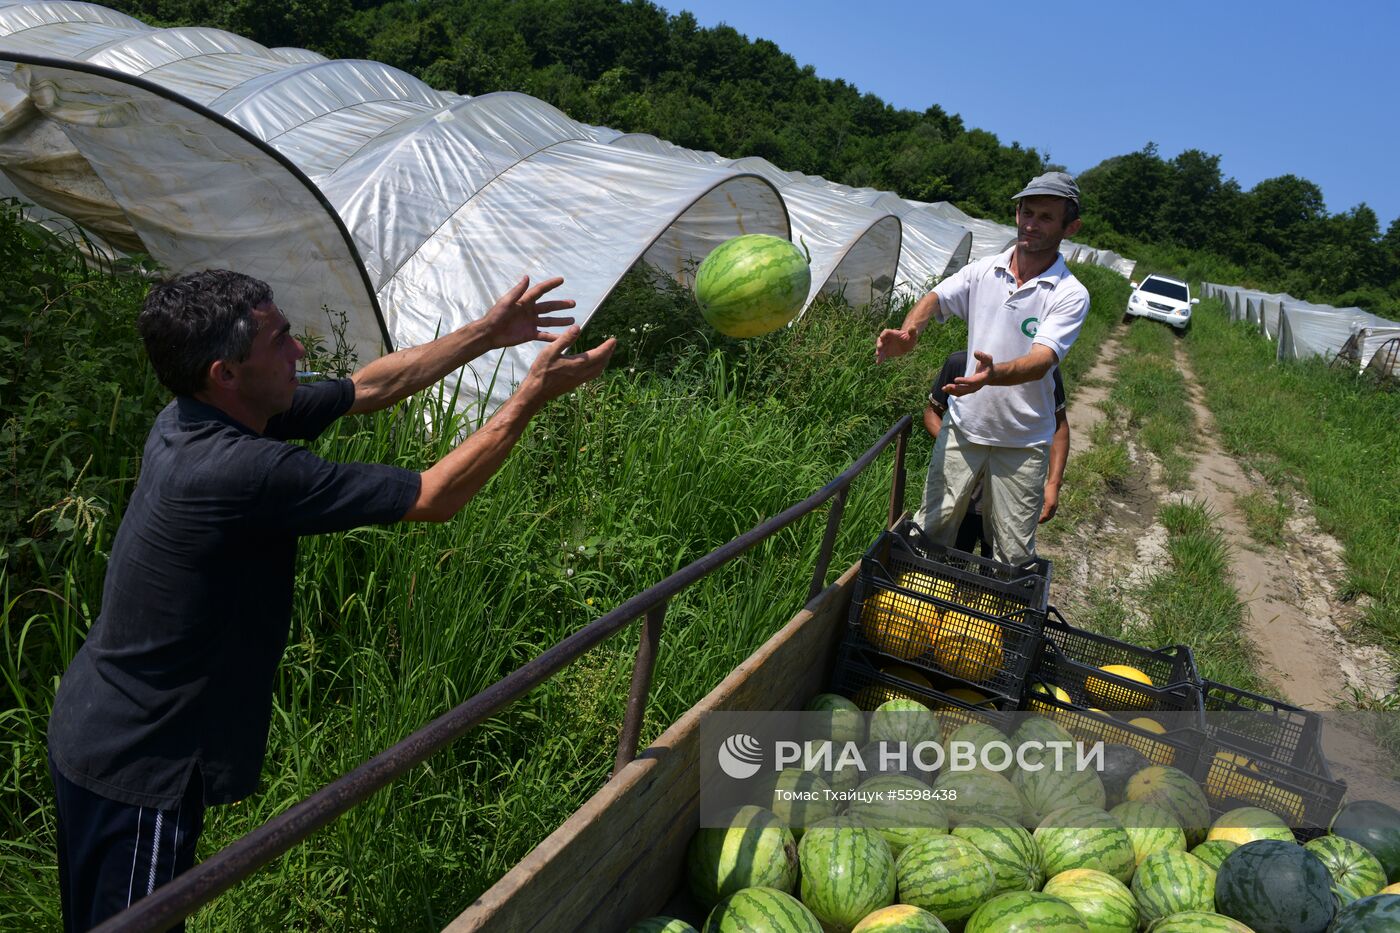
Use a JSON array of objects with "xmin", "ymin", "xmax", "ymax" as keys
[{"xmin": 663, "ymin": 0, "xmax": 1400, "ymax": 230}]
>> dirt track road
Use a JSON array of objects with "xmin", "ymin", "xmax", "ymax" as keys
[{"xmin": 1045, "ymin": 322, "xmax": 1394, "ymax": 709}]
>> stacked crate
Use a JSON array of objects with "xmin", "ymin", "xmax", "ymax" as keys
[
  {"xmin": 826, "ymin": 523, "xmax": 1347, "ymax": 831},
  {"xmin": 1194, "ymin": 681, "xmax": 1346, "ymax": 831},
  {"xmin": 830, "ymin": 521, "xmax": 1049, "ymax": 719}
]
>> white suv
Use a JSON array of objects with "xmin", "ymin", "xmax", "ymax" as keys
[{"xmin": 1125, "ymin": 274, "xmax": 1198, "ymax": 331}]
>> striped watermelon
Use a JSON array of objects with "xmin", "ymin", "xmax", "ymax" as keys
[
  {"xmin": 1145, "ymin": 911, "xmax": 1255, "ymax": 932},
  {"xmin": 1041, "ymin": 868, "xmax": 1138, "ymax": 933},
  {"xmin": 694, "ymin": 234, "xmax": 810, "ymax": 338},
  {"xmin": 1206, "ymin": 807, "xmax": 1294, "ymax": 847},
  {"xmin": 1109, "ymin": 801, "xmax": 1186, "ymax": 867},
  {"xmin": 894, "ymin": 835, "xmax": 997, "ymax": 926},
  {"xmin": 963, "ymin": 891, "xmax": 1090, "ymax": 932},
  {"xmin": 1188, "ymin": 839, "xmax": 1238, "ymax": 871},
  {"xmin": 934, "ymin": 768, "xmax": 1026, "ymax": 827},
  {"xmin": 944, "ymin": 721, "xmax": 1008, "ymax": 764},
  {"xmin": 768, "ymin": 768, "xmax": 837, "ymax": 837},
  {"xmin": 628, "ymin": 918, "xmax": 700, "ymax": 933},
  {"xmin": 871, "ymin": 698, "xmax": 941, "ymax": 750},
  {"xmin": 806, "ymin": 693, "xmax": 867, "ymax": 747},
  {"xmin": 702, "ymin": 886, "xmax": 822, "ymax": 932},
  {"xmin": 953, "ymin": 816, "xmax": 1045, "ymax": 894},
  {"xmin": 1124, "ymin": 766, "xmax": 1211, "ymax": 846},
  {"xmin": 686, "ymin": 806, "xmax": 798, "ymax": 908},
  {"xmin": 1304, "ymin": 834, "xmax": 1387, "ymax": 903},
  {"xmin": 847, "ymin": 775, "xmax": 949, "ymax": 856},
  {"xmin": 1009, "ymin": 715, "xmax": 1077, "ymax": 767},
  {"xmin": 1214, "ymin": 839, "xmax": 1335, "ymax": 933},
  {"xmin": 798, "ymin": 816, "xmax": 896, "ymax": 932},
  {"xmin": 851, "ymin": 904, "xmax": 949, "ymax": 932},
  {"xmin": 1016, "ymin": 758, "xmax": 1107, "ymax": 827},
  {"xmin": 1130, "ymin": 850, "xmax": 1216, "ymax": 927},
  {"xmin": 1034, "ymin": 805, "xmax": 1136, "ymax": 884},
  {"xmin": 1330, "ymin": 893, "xmax": 1400, "ymax": 932}
]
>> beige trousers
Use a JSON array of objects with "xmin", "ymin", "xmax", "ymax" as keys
[{"xmin": 913, "ymin": 420, "xmax": 1048, "ymax": 567}]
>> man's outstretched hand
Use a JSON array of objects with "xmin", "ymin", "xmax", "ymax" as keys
[
  {"xmin": 521, "ymin": 326, "xmax": 615, "ymax": 406},
  {"xmin": 943, "ymin": 350, "xmax": 996, "ymax": 397},
  {"xmin": 875, "ymin": 327, "xmax": 917, "ymax": 363},
  {"xmin": 482, "ymin": 276, "xmax": 578, "ymax": 350}
]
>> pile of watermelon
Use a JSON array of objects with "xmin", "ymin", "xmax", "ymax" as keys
[{"xmin": 628, "ymin": 698, "xmax": 1400, "ymax": 933}]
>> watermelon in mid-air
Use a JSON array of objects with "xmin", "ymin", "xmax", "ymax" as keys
[{"xmin": 694, "ymin": 234, "xmax": 810, "ymax": 337}]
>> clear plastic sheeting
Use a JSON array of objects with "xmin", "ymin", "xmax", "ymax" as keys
[
  {"xmin": 0, "ymin": 3, "xmax": 793, "ymax": 418},
  {"xmin": 1275, "ymin": 299, "xmax": 1395, "ymax": 364},
  {"xmin": 925, "ymin": 200, "xmax": 1018, "ymax": 261},
  {"xmin": 786, "ymin": 176, "xmax": 975, "ymax": 293},
  {"xmin": 609, "ymin": 137, "xmax": 913, "ymax": 311},
  {"xmin": 0, "ymin": 2, "xmax": 144, "ymax": 62},
  {"xmin": 1353, "ymin": 323, "xmax": 1400, "ymax": 376},
  {"xmin": 1, "ymin": 0, "xmax": 1139, "ymax": 421},
  {"xmin": 728, "ymin": 155, "xmax": 903, "ymax": 309},
  {"xmin": 9, "ymin": 63, "xmax": 389, "ymax": 355}
]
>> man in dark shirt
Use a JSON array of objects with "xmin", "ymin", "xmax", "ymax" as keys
[
  {"xmin": 922, "ymin": 350, "xmax": 1069, "ymax": 557},
  {"xmin": 46, "ymin": 269, "xmax": 614, "ymax": 931}
]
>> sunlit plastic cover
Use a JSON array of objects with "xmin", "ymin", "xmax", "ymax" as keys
[
  {"xmin": 0, "ymin": 2, "xmax": 787, "ymax": 415},
  {"xmin": 610, "ymin": 138, "xmax": 924, "ymax": 311},
  {"xmin": 1277, "ymin": 299, "xmax": 1396, "ymax": 364},
  {"xmin": 2, "ymin": 0, "xmax": 1135, "ymax": 417}
]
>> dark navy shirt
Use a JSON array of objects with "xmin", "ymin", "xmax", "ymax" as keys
[{"xmin": 48, "ymin": 379, "xmax": 420, "ymax": 809}]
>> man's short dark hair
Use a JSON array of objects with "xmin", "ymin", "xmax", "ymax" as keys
[{"xmin": 138, "ymin": 270, "xmax": 273, "ymax": 396}]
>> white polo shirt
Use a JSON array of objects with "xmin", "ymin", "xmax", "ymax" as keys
[{"xmin": 932, "ymin": 246, "xmax": 1090, "ymax": 448}]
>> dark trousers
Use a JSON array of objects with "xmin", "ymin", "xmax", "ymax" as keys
[
  {"xmin": 50, "ymin": 755, "xmax": 204, "ymax": 933},
  {"xmin": 954, "ymin": 508, "xmax": 993, "ymax": 558}
]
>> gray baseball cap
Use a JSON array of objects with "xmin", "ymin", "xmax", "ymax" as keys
[{"xmin": 1013, "ymin": 171, "xmax": 1080, "ymax": 205}]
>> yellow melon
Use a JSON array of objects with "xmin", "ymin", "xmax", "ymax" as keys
[
  {"xmin": 1029, "ymin": 682, "xmax": 1072, "ymax": 704},
  {"xmin": 942, "ymin": 687, "xmax": 990, "ymax": 708},
  {"xmin": 931, "ymin": 612, "xmax": 1004, "ymax": 682},
  {"xmin": 1085, "ymin": 664, "xmax": 1155, "ymax": 708},
  {"xmin": 859, "ymin": 586, "xmax": 940, "ymax": 659},
  {"xmin": 1128, "ymin": 716, "xmax": 1166, "ymax": 735},
  {"xmin": 881, "ymin": 663, "xmax": 934, "ymax": 691}
]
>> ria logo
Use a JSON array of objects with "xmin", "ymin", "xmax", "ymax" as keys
[
  {"xmin": 717, "ymin": 733, "xmax": 764, "ymax": 779},
  {"xmin": 1021, "ymin": 316, "xmax": 1039, "ymax": 338}
]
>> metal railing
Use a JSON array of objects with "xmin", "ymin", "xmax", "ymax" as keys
[{"xmin": 97, "ymin": 416, "xmax": 913, "ymax": 932}]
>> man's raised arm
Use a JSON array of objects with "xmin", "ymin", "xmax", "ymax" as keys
[
  {"xmin": 349, "ymin": 277, "xmax": 576, "ymax": 415},
  {"xmin": 875, "ymin": 291, "xmax": 942, "ymax": 363},
  {"xmin": 404, "ymin": 326, "xmax": 615, "ymax": 522}
]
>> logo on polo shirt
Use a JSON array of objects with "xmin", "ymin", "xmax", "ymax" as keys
[{"xmin": 1021, "ymin": 316, "xmax": 1039, "ymax": 338}]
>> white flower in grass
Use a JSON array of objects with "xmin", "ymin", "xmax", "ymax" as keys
[{"xmin": 566, "ymin": 568, "xmax": 574, "ymax": 577}]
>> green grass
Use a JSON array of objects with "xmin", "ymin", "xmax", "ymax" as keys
[
  {"xmin": 1185, "ymin": 297, "xmax": 1400, "ymax": 651},
  {"xmin": 1235, "ymin": 489, "xmax": 1293, "ymax": 548},
  {"xmin": 1073, "ymin": 500, "xmax": 1262, "ymax": 693},
  {"xmin": 1111, "ymin": 319, "xmax": 1195, "ymax": 488}
]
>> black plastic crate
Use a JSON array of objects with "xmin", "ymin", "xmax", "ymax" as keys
[
  {"xmin": 892, "ymin": 519, "xmax": 1052, "ymax": 615},
  {"xmin": 1033, "ymin": 610, "xmax": 1204, "ymax": 719},
  {"xmin": 1201, "ymin": 680, "xmax": 1328, "ymax": 772},
  {"xmin": 830, "ymin": 641, "xmax": 1017, "ymax": 727},
  {"xmin": 1020, "ymin": 691, "xmax": 1202, "ymax": 773},
  {"xmin": 1193, "ymin": 680, "xmax": 1344, "ymax": 830},
  {"xmin": 1194, "ymin": 736, "xmax": 1345, "ymax": 830},
  {"xmin": 849, "ymin": 531, "xmax": 1046, "ymax": 696}
]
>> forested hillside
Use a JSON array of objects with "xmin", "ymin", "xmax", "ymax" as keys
[{"xmin": 105, "ymin": 0, "xmax": 1400, "ymax": 313}]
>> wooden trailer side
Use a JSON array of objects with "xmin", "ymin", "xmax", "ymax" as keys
[{"xmin": 447, "ymin": 562, "xmax": 860, "ymax": 933}]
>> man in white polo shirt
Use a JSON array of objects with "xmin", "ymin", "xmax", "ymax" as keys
[{"xmin": 876, "ymin": 171, "xmax": 1090, "ymax": 566}]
